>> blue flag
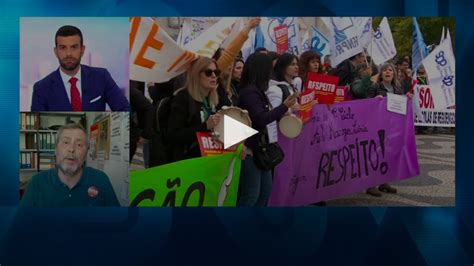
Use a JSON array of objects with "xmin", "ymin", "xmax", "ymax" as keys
[
  {"xmin": 254, "ymin": 25, "xmax": 265, "ymax": 50},
  {"xmin": 412, "ymin": 17, "xmax": 429, "ymax": 71}
]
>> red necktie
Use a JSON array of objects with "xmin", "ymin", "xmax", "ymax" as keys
[{"xmin": 69, "ymin": 77, "xmax": 82, "ymax": 111}]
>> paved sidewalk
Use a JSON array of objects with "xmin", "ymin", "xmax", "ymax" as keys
[{"xmin": 327, "ymin": 133, "xmax": 455, "ymax": 206}]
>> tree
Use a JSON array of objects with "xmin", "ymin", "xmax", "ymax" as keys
[
  {"xmin": 418, "ymin": 17, "xmax": 455, "ymax": 50},
  {"xmin": 372, "ymin": 17, "xmax": 455, "ymax": 60}
]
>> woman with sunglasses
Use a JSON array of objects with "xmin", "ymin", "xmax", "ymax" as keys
[
  {"xmin": 237, "ymin": 53, "xmax": 298, "ymax": 206},
  {"xmin": 166, "ymin": 57, "xmax": 222, "ymax": 163}
]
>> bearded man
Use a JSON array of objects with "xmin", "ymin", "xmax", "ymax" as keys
[{"xmin": 21, "ymin": 123, "xmax": 119, "ymax": 207}]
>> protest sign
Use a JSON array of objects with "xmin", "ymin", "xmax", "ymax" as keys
[
  {"xmin": 130, "ymin": 17, "xmax": 198, "ymax": 83},
  {"xmin": 305, "ymin": 73, "xmax": 339, "ymax": 104},
  {"xmin": 130, "ymin": 148, "xmax": 242, "ymax": 207},
  {"xmin": 413, "ymin": 85, "xmax": 455, "ymax": 127},
  {"xmin": 269, "ymin": 98, "xmax": 420, "ymax": 206}
]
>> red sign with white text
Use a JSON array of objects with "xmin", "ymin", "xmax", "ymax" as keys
[
  {"xmin": 196, "ymin": 132, "xmax": 235, "ymax": 157},
  {"xmin": 304, "ymin": 72, "xmax": 339, "ymax": 104},
  {"xmin": 334, "ymin": 85, "xmax": 351, "ymax": 102},
  {"xmin": 299, "ymin": 89, "xmax": 315, "ymax": 123},
  {"xmin": 274, "ymin": 24, "xmax": 289, "ymax": 54}
]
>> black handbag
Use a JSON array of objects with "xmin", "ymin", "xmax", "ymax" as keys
[
  {"xmin": 252, "ymin": 89, "xmax": 285, "ymax": 170},
  {"xmin": 253, "ymin": 130, "xmax": 285, "ymax": 170}
]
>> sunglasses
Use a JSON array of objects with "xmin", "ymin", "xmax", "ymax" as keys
[{"xmin": 202, "ymin": 68, "xmax": 221, "ymax": 77}]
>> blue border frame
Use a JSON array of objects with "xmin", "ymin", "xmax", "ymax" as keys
[{"xmin": 0, "ymin": 1, "xmax": 472, "ymax": 265}]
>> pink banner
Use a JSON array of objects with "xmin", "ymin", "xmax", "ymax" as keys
[{"xmin": 269, "ymin": 97, "xmax": 420, "ymax": 206}]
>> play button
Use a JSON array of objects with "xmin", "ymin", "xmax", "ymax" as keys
[{"xmin": 215, "ymin": 114, "xmax": 258, "ymax": 149}]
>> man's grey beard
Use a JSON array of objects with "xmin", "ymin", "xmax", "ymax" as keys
[{"xmin": 57, "ymin": 162, "xmax": 83, "ymax": 177}]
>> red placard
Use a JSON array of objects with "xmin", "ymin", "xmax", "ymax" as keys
[
  {"xmin": 196, "ymin": 132, "xmax": 235, "ymax": 157},
  {"xmin": 273, "ymin": 24, "xmax": 289, "ymax": 54},
  {"xmin": 304, "ymin": 72, "xmax": 339, "ymax": 104},
  {"xmin": 334, "ymin": 85, "xmax": 351, "ymax": 102},
  {"xmin": 299, "ymin": 89, "xmax": 315, "ymax": 123}
]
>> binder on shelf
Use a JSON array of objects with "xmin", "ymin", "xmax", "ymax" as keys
[
  {"xmin": 21, "ymin": 113, "xmax": 26, "ymax": 130},
  {"xmin": 25, "ymin": 152, "xmax": 30, "ymax": 168},
  {"xmin": 52, "ymin": 132, "xmax": 57, "ymax": 149},
  {"xmin": 27, "ymin": 113, "xmax": 31, "ymax": 130},
  {"xmin": 32, "ymin": 152, "xmax": 36, "ymax": 169},
  {"xmin": 34, "ymin": 113, "xmax": 40, "ymax": 129},
  {"xmin": 34, "ymin": 133, "xmax": 37, "ymax": 149},
  {"xmin": 47, "ymin": 133, "xmax": 52, "ymax": 149},
  {"xmin": 24, "ymin": 135, "xmax": 28, "ymax": 150},
  {"xmin": 40, "ymin": 152, "xmax": 55, "ymax": 170},
  {"xmin": 39, "ymin": 133, "xmax": 45, "ymax": 150},
  {"xmin": 20, "ymin": 112, "xmax": 87, "ymax": 172}
]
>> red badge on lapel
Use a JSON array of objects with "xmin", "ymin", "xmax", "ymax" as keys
[{"xmin": 87, "ymin": 186, "xmax": 99, "ymax": 198}]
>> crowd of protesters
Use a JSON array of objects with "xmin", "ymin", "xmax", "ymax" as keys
[{"xmin": 130, "ymin": 18, "xmax": 443, "ymax": 206}]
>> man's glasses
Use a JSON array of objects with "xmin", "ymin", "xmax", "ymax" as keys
[{"xmin": 202, "ymin": 69, "xmax": 221, "ymax": 77}]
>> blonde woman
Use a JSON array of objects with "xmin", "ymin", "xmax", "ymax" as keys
[{"xmin": 167, "ymin": 57, "xmax": 222, "ymax": 162}]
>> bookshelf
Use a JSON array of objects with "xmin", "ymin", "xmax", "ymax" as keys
[{"xmin": 19, "ymin": 112, "xmax": 86, "ymax": 174}]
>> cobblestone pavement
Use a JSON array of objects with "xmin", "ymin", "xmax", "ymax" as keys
[{"xmin": 327, "ymin": 133, "xmax": 455, "ymax": 206}]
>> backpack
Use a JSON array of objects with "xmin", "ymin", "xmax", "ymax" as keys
[
  {"xmin": 277, "ymin": 84, "xmax": 292, "ymax": 101},
  {"xmin": 156, "ymin": 88, "xmax": 198, "ymax": 140},
  {"xmin": 150, "ymin": 89, "xmax": 198, "ymax": 166}
]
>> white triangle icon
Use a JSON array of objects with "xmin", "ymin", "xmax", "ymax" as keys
[{"xmin": 219, "ymin": 114, "xmax": 258, "ymax": 149}]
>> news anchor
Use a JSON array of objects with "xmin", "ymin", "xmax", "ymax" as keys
[{"xmin": 31, "ymin": 25, "xmax": 130, "ymax": 111}]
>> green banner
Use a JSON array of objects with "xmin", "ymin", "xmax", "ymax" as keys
[{"xmin": 129, "ymin": 147, "xmax": 242, "ymax": 207}]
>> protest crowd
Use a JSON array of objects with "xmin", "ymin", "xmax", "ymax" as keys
[{"xmin": 129, "ymin": 17, "xmax": 455, "ymax": 207}]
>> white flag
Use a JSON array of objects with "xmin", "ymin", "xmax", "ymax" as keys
[
  {"xmin": 355, "ymin": 17, "xmax": 372, "ymax": 48},
  {"xmin": 187, "ymin": 17, "xmax": 237, "ymax": 58},
  {"xmin": 422, "ymin": 33, "xmax": 455, "ymax": 108},
  {"xmin": 221, "ymin": 18, "xmax": 242, "ymax": 49},
  {"xmin": 130, "ymin": 17, "xmax": 198, "ymax": 83},
  {"xmin": 445, "ymin": 28, "xmax": 452, "ymax": 48},
  {"xmin": 178, "ymin": 18, "xmax": 209, "ymax": 47},
  {"xmin": 440, "ymin": 26, "xmax": 445, "ymax": 44},
  {"xmin": 368, "ymin": 17, "xmax": 397, "ymax": 65},
  {"xmin": 259, "ymin": 17, "xmax": 302, "ymax": 55},
  {"xmin": 324, "ymin": 17, "xmax": 367, "ymax": 67},
  {"xmin": 301, "ymin": 29, "xmax": 310, "ymax": 53}
]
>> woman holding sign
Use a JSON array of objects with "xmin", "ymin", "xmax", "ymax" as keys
[
  {"xmin": 237, "ymin": 53, "xmax": 298, "ymax": 206},
  {"xmin": 167, "ymin": 57, "xmax": 222, "ymax": 163},
  {"xmin": 267, "ymin": 53, "xmax": 300, "ymax": 108},
  {"xmin": 299, "ymin": 50, "xmax": 324, "ymax": 84},
  {"xmin": 365, "ymin": 62, "xmax": 403, "ymax": 197}
]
